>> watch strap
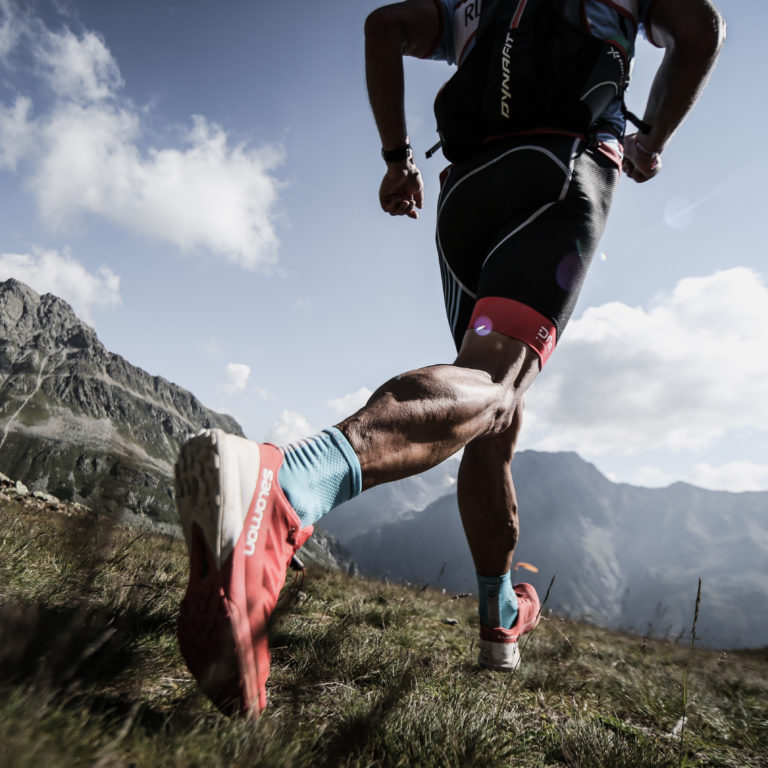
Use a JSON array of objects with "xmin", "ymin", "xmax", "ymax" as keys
[{"xmin": 381, "ymin": 144, "xmax": 413, "ymax": 162}]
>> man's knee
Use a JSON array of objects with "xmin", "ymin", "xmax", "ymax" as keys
[
  {"xmin": 465, "ymin": 396, "xmax": 525, "ymax": 464},
  {"xmin": 454, "ymin": 330, "xmax": 539, "ymax": 383},
  {"xmin": 453, "ymin": 329, "xmax": 538, "ymax": 432},
  {"xmin": 465, "ymin": 421, "xmax": 521, "ymax": 466}
]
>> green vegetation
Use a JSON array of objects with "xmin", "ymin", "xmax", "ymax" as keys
[
  {"xmin": 14, "ymin": 389, "xmax": 53, "ymax": 427},
  {"xmin": 0, "ymin": 498, "xmax": 766, "ymax": 768}
]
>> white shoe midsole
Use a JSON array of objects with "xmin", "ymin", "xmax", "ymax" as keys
[{"xmin": 478, "ymin": 638, "xmax": 521, "ymax": 671}]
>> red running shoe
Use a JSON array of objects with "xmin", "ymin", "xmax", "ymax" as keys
[
  {"xmin": 175, "ymin": 429, "xmax": 313, "ymax": 718},
  {"xmin": 477, "ymin": 582, "xmax": 541, "ymax": 671}
]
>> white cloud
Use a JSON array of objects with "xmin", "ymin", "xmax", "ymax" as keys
[
  {"xmin": 0, "ymin": 249, "xmax": 121, "ymax": 322},
  {"xmin": 685, "ymin": 461, "xmax": 768, "ymax": 493},
  {"xmin": 254, "ymin": 387, "xmax": 274, "ymax": 402},
  {"xmin": 625, "ymin": 465, "xmax": 676, "ymax": 488},
  {"xmin": 326, "ymin": 386, "xmax": 373, "ymax": 417},
  {"xmin": 0, "ymin": 96, "xmax": 33, "ymax": 170},
  {"xmin": 37, "ymin": 26, "xmax": 123, "ymax": 103},
  {"xmin": 0, "ymin": 10, "xmax": 285, "ymax": 270},
  {"xmin": 620, "ymin": 460, "xmax": 768, "ymax": 493},
  {"xmin": 0, "ymin": 0, "xmax": 20, "ymax": 59},
  {"xmin": 527, "ymin": 268, "xmax": 768, "ymax": 456},
  {"xmin": 664, "ymin": 197, "xmax": 696, "ymax": 230},
  {"xmin": 203, "ymin": 336, "xmax": 223, "ymax": 357},
  {"xmin": 31, "ymin": 102, "xmax": 140, "ymax": 225},
  {"xmin": 220, "ymin": 363, "xmax": 251, "ymax": 396},
  {"xmin": 264, "ymin": 410, "xmax": 315, "ymax": 445}
]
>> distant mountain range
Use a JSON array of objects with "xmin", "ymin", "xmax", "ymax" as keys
[{"xmin": 322, "ymin": 451, "xmax": 768, "ymax": 650}]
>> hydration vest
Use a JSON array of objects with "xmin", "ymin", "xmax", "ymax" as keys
[{"xmin": 429, "ymin": 0, "xmax": 649, "ymax": 162}]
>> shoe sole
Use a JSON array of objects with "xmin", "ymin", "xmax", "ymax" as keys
[
  {"xmin": 175, "ymin": 429, "xmax": 264, "ymax": 717},
  {"xmin": 478, "ymin": 639, "xmax": 522, "ymax": 671}
]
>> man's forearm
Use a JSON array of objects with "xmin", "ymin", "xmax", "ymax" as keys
[
  {"xmin": 639, "ymin": 11, "xmax": 725, "ymax": 152},
  {"xmin": 365, "ymin": 10, "xmax": 410, "ymax": 151}
]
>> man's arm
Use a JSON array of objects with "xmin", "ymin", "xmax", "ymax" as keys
[
  {"xmin": 365, "ymin": 0, "xmax": 441, "ymax": 217},
  {"xmin": 623, "ymin": 0, "xmax": 726, "ymax": 183}
]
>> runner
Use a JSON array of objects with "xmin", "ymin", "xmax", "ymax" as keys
[{"xmin": 175, "ymin": 0, "xmax": 725, "ymax": 717}]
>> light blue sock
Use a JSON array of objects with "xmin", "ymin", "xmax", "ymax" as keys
[
  {"xmin": 477, "ymin": 571, "xmax": 519, "ymax": 629},
  {"xmin": 277, "ymin": 427, "xmax": 362, "ymax": 527}
]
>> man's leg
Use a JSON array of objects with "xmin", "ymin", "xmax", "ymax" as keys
[
  {"xmin": 338, "ymin": 329, "xmax": 540, "ymax": 490},
  {"xmin": 457, "ymin": 400, "xmax": 541, "ymax": 670},
  {"xmin": 273, "ymin": 330, "xmax": 538, "ymax": 531},
  {"xmin": 457, "ymin": 400, "xmax": 524, "ymax": 579}
]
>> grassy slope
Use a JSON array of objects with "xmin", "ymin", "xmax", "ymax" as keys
[{"xmin": 0, "ymin": 497, "xmax": 766, "ymax": 768}]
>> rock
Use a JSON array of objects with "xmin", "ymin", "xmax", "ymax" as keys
[{"xmin": 32, "ymin": 491, "xmax": 61, "ymax": 505}]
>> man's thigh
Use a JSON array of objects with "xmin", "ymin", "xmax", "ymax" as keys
[{"xmin": 436, "ymin": 134, "xmax": 619, "ymax": 359}]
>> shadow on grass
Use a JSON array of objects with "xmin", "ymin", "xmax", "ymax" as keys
[
  {"xmin": 0, "ymin": 501, "xmax": 191, "ymax": 736},
  {"xmin": 0, "ymin": 599, "xmax": 170, "ymax": 696}
]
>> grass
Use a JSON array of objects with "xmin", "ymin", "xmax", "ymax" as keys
[{"xmin": 0, "ymin": 496, "xmax": 766, "ymax": 768}]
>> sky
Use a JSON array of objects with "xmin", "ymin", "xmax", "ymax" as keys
[{"xmin": 0, "ymin": 0, "xmax": 766, "ymax": 493}]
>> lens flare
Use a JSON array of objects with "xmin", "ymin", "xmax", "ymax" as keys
[
  {"xmin": 555, "ymin": 251, "xmax": 583, "ymax": 291},
  {"xmin": 473, "ymin": 315, "xmax": 492, "ymax": 336}
]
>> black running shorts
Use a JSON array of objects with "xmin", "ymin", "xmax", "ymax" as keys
[{"xmin": 436, "ymin": 133, "xmax": 620, "ymax": 364}]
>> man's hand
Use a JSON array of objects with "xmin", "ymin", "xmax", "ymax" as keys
[
  {"xmin": 379, "ymin": 161, "xmax": 424, "ymax": 218},
  {"xmin": 623, "ymin": 134, "xmax": 662, "ymax": 183}
]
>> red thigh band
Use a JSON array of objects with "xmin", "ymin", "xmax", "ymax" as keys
[{"xmin": 469, "ymin": 297, "xmax": 557, "ymax": 365}]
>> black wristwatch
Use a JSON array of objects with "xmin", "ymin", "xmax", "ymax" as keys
[{"xmin": 381, "ymin": 144, "xmax": 413, "ymax": 163}]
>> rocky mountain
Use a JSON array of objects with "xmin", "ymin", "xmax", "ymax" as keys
[
  {"xmin": 324, "ymin": 451, "xmax": 768, "ymax": 649},
  {"xmin": 0, "ymin": 278, "xmax": 241, "ymax": 522},
  {"xmin": 0, "ymin": 278, "xmax": 356, "ymax": 573}
]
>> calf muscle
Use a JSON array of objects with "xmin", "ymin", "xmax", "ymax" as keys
[{"xmin": 337, "ymin": 333, "xmax": 540, "ymax": 489}]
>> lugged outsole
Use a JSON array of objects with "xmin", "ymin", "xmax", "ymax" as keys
[
  {"xmin": 175, "ymin": 430, "xmax": 253, "ymax": 716},
  {"xmin": 175, "ymin": 430, "xmax": 222, "ymax": 557}
]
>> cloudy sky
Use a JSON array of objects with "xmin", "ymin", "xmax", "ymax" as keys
[{"xmin": 0, "ymin": 0, "xmax": 765, "ymax": 492}]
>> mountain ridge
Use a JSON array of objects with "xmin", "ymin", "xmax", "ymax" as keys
[{"xmin": 2, "ymin": 277, "xmax": 764, "ymax": 646}]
